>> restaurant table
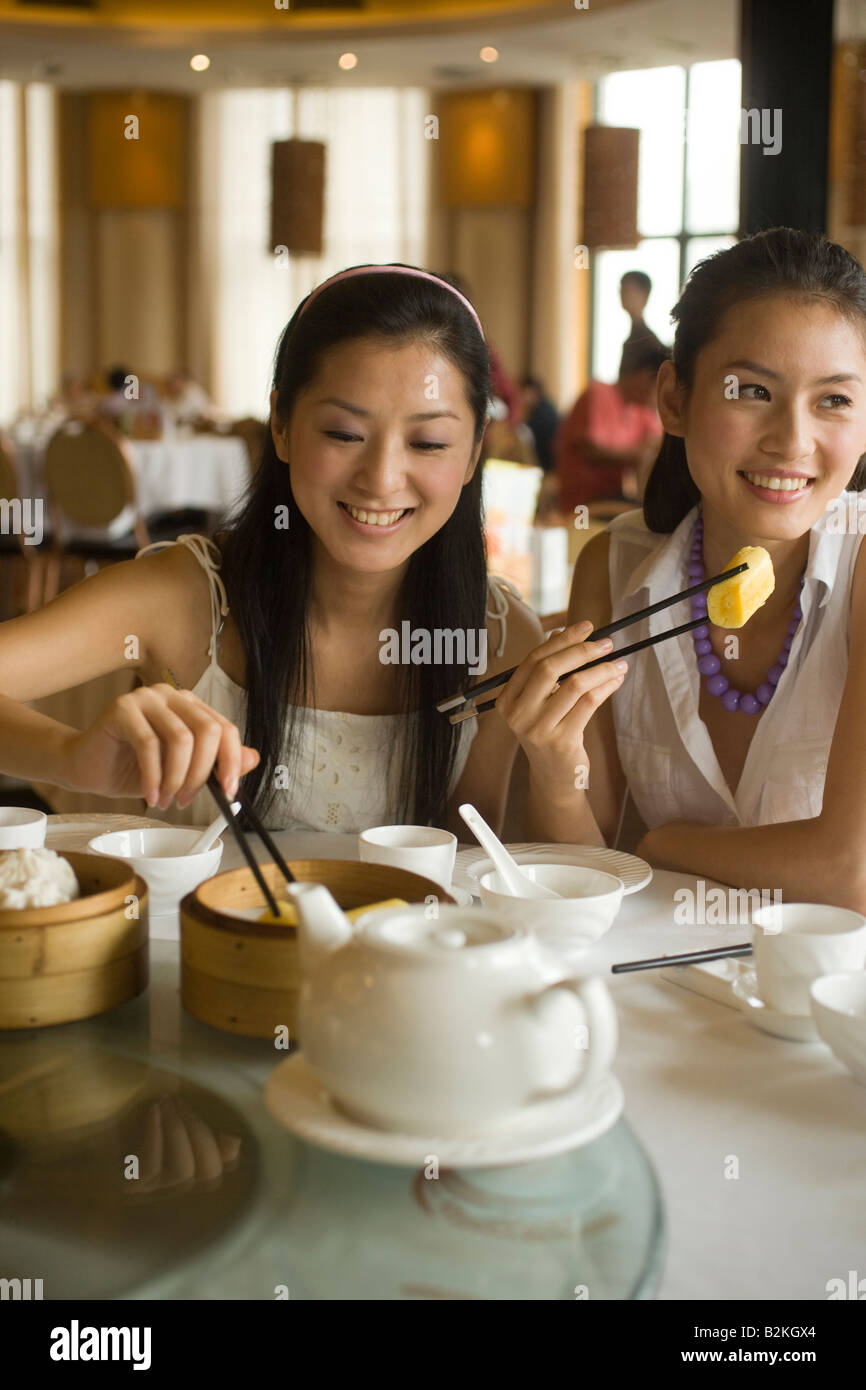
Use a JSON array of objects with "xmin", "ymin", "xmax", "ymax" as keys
[
  {"xmin": 13, "ymin": 432, "xmax": 250, "ymax": 529},
  {"xmin": 1, "ymin": 832, "xmax": 863, "ymax": 1301}
]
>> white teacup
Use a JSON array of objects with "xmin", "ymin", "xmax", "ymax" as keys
[
  {"xmin": 752, "ymin": 903, "xmax": 866, "ymax": 1016},
  {"xmin": 358, "ymin": 825, "xmax": 457, "ymax": 890},
  {"xmin": 0, "ymin": 808, "xmax": 47, "ymax": 850}
]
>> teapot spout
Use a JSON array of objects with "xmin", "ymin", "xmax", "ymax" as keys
[{"xmin": 286, "ymin": 883, "xmax": 354, "ymax": 973}]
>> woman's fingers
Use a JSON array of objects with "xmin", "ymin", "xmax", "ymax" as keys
[
  {"xmin": 496, "ymin": 622, "xmax": 613, "ymax": 715},
  {"xmin": 519, "ymin": 662, "xmax": 627, "ymax": 744},
  {"xmin": 174, "ymin": 1098, "xmax": 224, "ymax": 1183},
  {"xmin": 132, "ymin": 691, "xmax": 200, "ymax": 807},
  {"xmin": 157, "ymin": 1096, "xmax": 196, "ymax": 1188},
  {"xmin": 110, "ymin": 685, "xmax": 258, "ymax": 808},
  {"xmin": 111, "ymin": 697, "xmax": 166, "ymax": 808},
  {"xmin": 552, "ymin": 668, "xmax": 627, "ymax": 743},
  {"xmin": 498, "ymin": 644, "xmax": 623, "ymax": 740}
]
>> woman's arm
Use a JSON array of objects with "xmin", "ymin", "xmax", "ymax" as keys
[
  {"xmin": 639, "ymin": 537, "xmax": 866, "ymax": 913},
  {"xmin": 488, "ymin": 532, "xmax": 629, "ymax": 845},
  {"xmin": 0, "ymin": 550, "xmax": 257, "ymax": 806}
]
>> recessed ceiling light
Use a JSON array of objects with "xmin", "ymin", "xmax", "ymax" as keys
[
  {"xmin": 480, "ymin": 46, "xmax": 499, "ymax": 64},
  {"xmin": 338, "ymin": 53, "xmax": 358, "ymax": 71},
  {"xmin": 190, "ymin": 54, "xmax": 210, "ymax": 72}
]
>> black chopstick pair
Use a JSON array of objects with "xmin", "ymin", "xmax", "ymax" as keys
[
  {"xmin": 612, "ymin": 943, "xmax": 753, "ymax": 973},
  {"xmin": 438, "ymin": 561, "xmax": 749, "ymax": 724},
  {"xmin": 160, "ymin": 668, "xmax": 294, "ymax": 919}
]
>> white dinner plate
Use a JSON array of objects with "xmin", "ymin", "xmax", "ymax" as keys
[
  {"xmin": 45, "ymin": 812, "xmax": 174, "ymax": 854},
  {"xmin": 453, "ymin": 843, "xmax": 652, "ymax": 898},
  {"xmin": 265, "ymin": 1054, "xmax": 624, "ymax": 1169}
]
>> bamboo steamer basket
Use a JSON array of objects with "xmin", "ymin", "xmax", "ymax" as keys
[
  {"xmin": 0, "ymin": 852, "xmax": 149, "ymax": 1028},
  {"xmin": 181, "ymin": 859, "xmax": 454, "ymax": 1038}
]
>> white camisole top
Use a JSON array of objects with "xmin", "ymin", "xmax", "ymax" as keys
[
  {"xmin": 135, "ymin": 534, "xmax": 517, "ymax": 831},
  {"xmin": 606, "ymin": 496, "xmax": 865, "ymax": 830}
]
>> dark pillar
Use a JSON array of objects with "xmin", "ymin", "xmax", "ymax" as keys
[{"xmin": 739, "ymin": 0, "xmax": 834, "ymax": 234}]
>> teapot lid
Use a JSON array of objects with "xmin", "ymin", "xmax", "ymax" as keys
[{"xmin": 360, "ymin": 905, "xmax": 525, "ymax": 958}]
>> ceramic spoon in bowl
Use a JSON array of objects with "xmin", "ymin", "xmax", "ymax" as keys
[
  {"xmin": 188, "ymin": 802, "xmax": 241, "ymax": 855},
  {"xmin": 458, "ymin": 803, "xmax": 560, "ymax": 900}
]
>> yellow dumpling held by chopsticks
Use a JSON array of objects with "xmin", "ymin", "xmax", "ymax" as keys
[{"xmin": 707, "ymin": 546, "xmax": 775, "ymax": 629}]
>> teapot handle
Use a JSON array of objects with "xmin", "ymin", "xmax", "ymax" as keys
[{"xmin": 530, "ymin": 974, "xmax": 618, "ymax": 1100}]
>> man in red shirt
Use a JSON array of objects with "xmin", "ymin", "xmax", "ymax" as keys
[{"xmin": 554, "ymin": 344, "xmax": 668, "ymax": 513}]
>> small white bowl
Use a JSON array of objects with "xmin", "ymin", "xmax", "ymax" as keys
[
  {"xmin": 478, "ymin": 863, "xmax": 624, "ymax": 946},
  {"xmin": 0, "ymin": 807, "xmax": 47, "ymax": 850},
  {"xmin": 810, "ymin": 972, "xmax": 866, "ymax": 1085},
  {"xmin": 87, "ymin": 827, "xmax": 223, "ymax": 920}
]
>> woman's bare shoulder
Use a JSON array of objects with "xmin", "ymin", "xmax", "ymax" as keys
[
  {"xmin": 485, "ymin": 578, "xmax": 543, "ymax": 673},
  {"xmin": 568, "ymin": 530, "xmax": 612, "ymax": 627}
]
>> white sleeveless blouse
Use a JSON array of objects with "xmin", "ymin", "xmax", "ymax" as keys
[
  {"xmin": 135, "ymin": 535, "xmax": 516, "ymax": 831},
  {"xmin": 606, "ymin": 497, "xmax": 864, "ymax": 831}
]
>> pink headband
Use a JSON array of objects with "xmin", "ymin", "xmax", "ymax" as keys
[{"xmin": 297, "ymin": 264, "xmax": 485, "ymax": 340}]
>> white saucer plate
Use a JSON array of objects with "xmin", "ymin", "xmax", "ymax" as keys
[
  {"xmin": 265, "ymin": 1054, "xmax": 624, "ymax": 1169},
  {"xmin": 453, "ymin": 843, "xmax": 652, "ymax": 899},
  {"xmin": 732, "ymin": 970, "xmax": 821, "ymax": 1043},
  {"xmin": 45, "ymin": 812, "xmax": 173, "ymax": 854}
]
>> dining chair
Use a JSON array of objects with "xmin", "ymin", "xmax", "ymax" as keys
[
  {"xmin": 0, "ymin": 432, "xmax": 47, "ymax": 616},
  {"xmin": 229, "ymin": 417, "xmax": 268, "ymax": 477},
  {"xmin": 41, "ymin": 419, "xmax": 151, "ymax": 602}
]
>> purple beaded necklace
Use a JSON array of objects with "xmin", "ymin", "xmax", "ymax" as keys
[{"xmin": 689, "ymin": 514, "xmax": 803, "ymax": 716}]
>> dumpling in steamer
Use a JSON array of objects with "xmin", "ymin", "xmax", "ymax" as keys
[{"xmin": 0, "ymin": 847, "xmax": 80, "ymax": 909}]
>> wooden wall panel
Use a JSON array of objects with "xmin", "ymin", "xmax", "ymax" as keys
[
  {"xmin": 438, "ymin": 90, "xmax": 534, "ymax": 208},
  {"xmin": 88, "ymin": 93, "xmax": 187, "ymax": 209}
]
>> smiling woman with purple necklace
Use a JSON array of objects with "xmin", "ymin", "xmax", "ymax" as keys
[{"xmin": 495, "ymin": 227, "xmax": 866, "ymax": 912}]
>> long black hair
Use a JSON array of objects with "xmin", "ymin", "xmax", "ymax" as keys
[
  {"xmin": 644, "ymin": 227, "xmax": 866, "ymax": 533},
  {"xmin": 217, "ymin": 266, "xmax": 491, "ymax": 828}
]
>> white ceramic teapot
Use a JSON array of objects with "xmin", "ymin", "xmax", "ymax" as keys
[{"xmin": 286, "ymin": 883, "xmax": 618, "ymax": 1139}]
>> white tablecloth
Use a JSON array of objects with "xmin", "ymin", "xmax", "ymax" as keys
[
  {"xmin": 13, "ymin": 433, "xmax": 250, "ymax": 524},
  {"xmin": 214, "ymin": 832, "xmax": 866, "ymax": 1302}
]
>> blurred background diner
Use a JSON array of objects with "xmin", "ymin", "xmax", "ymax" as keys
[{"xmin": 0, "ymin": 0, "xmax": 863, "ymax": 814}]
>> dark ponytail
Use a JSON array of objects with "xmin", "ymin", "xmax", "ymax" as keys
[{"xmin": 644, "ymin": 227, "xmax": 866, "ymax": 533}]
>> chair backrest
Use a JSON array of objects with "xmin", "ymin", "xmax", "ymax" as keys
[
  {"xmin": 0, "ymin": 433, "xmax": 18, "ymax": 501},
  {"xmin": 44, "ymin": 421, "xmax": 137, "ymax": 527},
  {"xmin": 229, "ymin": 417, "xmax": 267, "ymax": 475}
]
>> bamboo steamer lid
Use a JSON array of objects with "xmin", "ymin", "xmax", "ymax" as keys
[
  {"xmin": 181, "ymin": 858, "xmax": 454, "ymax": 1038},
  {"xmin": 0, "ymin": 853, "xmax": 149, "ymax": 1029}
]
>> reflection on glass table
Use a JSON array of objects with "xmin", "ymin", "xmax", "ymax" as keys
[{"xmin": 0, "ymin": 942, "xmax": 664, "ymax": 1300}]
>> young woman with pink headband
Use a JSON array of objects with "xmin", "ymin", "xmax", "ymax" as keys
[{"xmin": 0, "ymin": 264, "xmax": 624, "ymax": 834}]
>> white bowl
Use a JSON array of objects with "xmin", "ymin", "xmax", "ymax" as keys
[
  {"xmin": 87, "ymin": 827, "xmax": 223, "ymax": 918},
  {"xmin": 0, "ymin": 807, "xmax": 47, "ymax": 849},
  {"xmin": 810, "ymin": 972, "xmax": 866, "ymax": 1085},
  {"xmin": 478, "ymin": 863, "xmax": 624, "ymax": 946}
]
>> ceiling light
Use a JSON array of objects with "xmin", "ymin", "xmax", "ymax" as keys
[
  {"xmin": 190, "ymin": 54, "xmax": 211, "ymax": 72},
  {"xmin": 480, "ymin": 47, "xmax": 499, "ymax": 64},
  {"xmin": 339, "ymin": 53, "xmax": 358, "ymax": 71}
]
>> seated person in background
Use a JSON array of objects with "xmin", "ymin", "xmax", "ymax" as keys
[
  {"xmin": 519, "ymin": 375, "xmax": 559, "ymax": 474},
  {"xmin": 553, "ymin": 345, "xmax": 667, "ymax": 515},
  {"xmin": 619, "ymin": 270, "xmax": 668, "ymax": 376},
  {"xmin": 99, "ymin": 365, "xmax": 136, "ymax": 422},
  {"xmin": 162, "ymin": 368, "xmax": 223, "ymax": 428}
]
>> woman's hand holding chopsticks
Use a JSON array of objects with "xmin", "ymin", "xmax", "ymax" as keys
[
  {"xmin": 492, "ymin": 620, "xmax": 628, "ymax": 808},
  {"xmin": 62, "ymin": 683, "xmax": 260, "ymax": 810}
]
